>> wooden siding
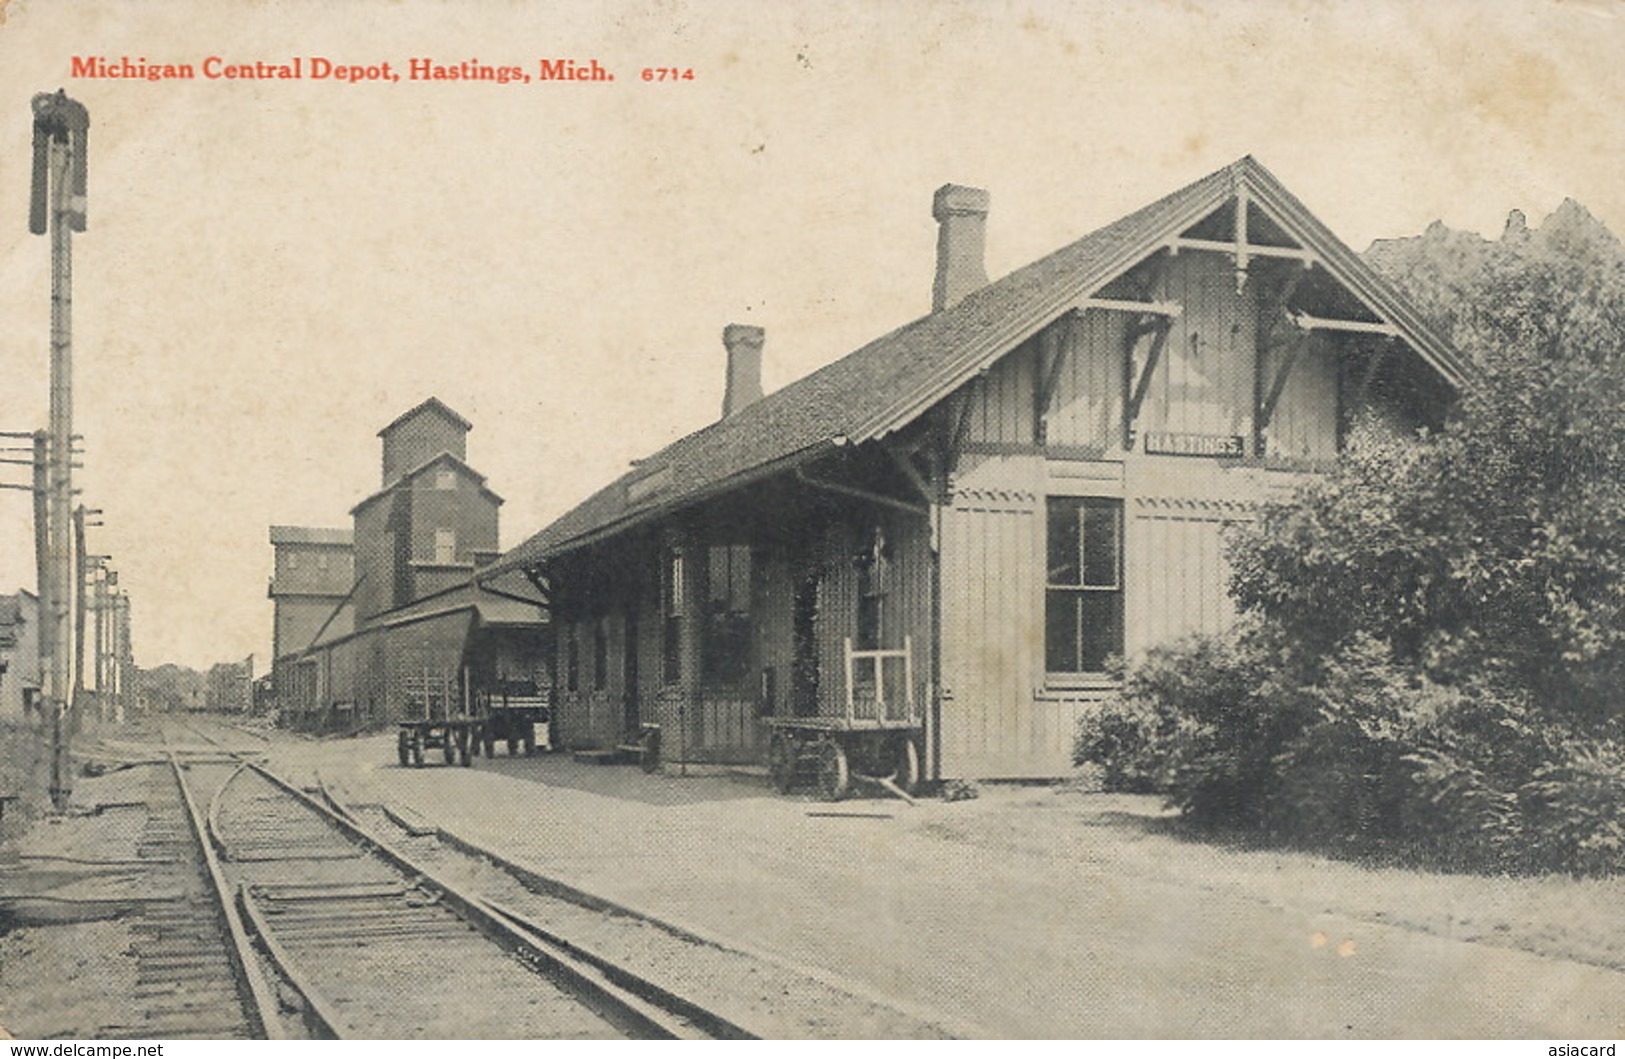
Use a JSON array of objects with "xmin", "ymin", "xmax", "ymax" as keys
[
  {"xmin": 802, "ymin": 509, "xmax": 935, "ymax": 719},
  {"xmin": 1140, "ymin": 253, "xmax": 1257, "ymax": 441},
  {"xmin": 1264, "ymin": 335, "xmax": 1338, "ymax": 460},
  {"xmin": 962, "ymin": 339, "xmax": 1039, "ymax": 445},
  {"xmin": 1046, "ymin": 309, "xmax": 1126, "ymax": 452},
  {"xmin": 754, "ymin": 552, "xmax": 795, "ymax": 717},
  {"xmin": 1031, "ymin": 688, "xmax": 1113, "ymax": 774},
  {"xmin": 690, "ymin": 694, "xmax": 758, "ymax": 761},
  {"xmin": 1125, "ymin": 497, "xmax": 1250, "ymax": 653},
  {"xmin": 940, "ymin": 453, "xmax": 1045, "ymax": 778}
]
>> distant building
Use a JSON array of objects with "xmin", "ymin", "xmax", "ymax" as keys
[
  {"xmin": 268, "ymin": 526, "xmax": 354, "ymax": 666},
  {"xmin": 270, "ymin": 398, "xmax": 547, "ymax": 728},
  {"xmin": 0, "ymin": 590, "xmax": 41, "ymax": 718},
  {"xmin": 205, "ymin": 657, "xmax": 254, "ymax": 713}
]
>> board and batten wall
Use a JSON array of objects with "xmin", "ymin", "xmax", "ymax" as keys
[
  {"xmin": 939, "ymin": 454, "xmax": 1274, "ymax": 777},
  {"xmin": 934, "ymin": 249, "xmax": 1329, "ymax": 778}
]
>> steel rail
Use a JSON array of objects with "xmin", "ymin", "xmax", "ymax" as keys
[
  {"xmin": 478, "ymin": 896, "xmax": 758, "ymax": 1040},
  {"xmin": 234, "ymin": 883, "xmax": 356, "ymax": 1040},
  {"xmin": 186, "ymin": 719, "xmax": 754, "ymax": 1039},
  {"xmin": 241, "ymin": 760, "xmax": 714, "ymax": 1040},
  {"xmin": 165, "ymin": 752, "xmax": 286, "ymax": 1040}
]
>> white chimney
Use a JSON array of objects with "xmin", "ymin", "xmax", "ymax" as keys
[
  {"xmin": 932, "ymin": 184, "xmax": 990, "ymax": 312},
  {"xmin": 721, "ymin": 323, "xmax": 764, "ymax": 417}
]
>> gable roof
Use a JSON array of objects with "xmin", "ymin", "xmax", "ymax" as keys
[
  {"xmin": 377, "ymin": 396, "xmax": 472, "ymax": 438},
  {"xmin": 350, "ymin": 450, "xmax": 504, "ymax": 515},
  {"xmin": 491, "ymin": 156, "xmax": 1466, "ymax": 575}
]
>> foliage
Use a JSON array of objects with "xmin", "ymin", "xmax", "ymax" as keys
[{"xmin": 1079, "ymin": 206, "xmax": 1625, "ymax": 875}]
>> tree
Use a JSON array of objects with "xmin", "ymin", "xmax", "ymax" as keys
[
  {"xmin": 1080, "ymin": 203, "xmax": 1625, "ymax": 873},
  {"xmin": 1235, "ymin": 201, "xmax": 1625, "ymax": 722}
]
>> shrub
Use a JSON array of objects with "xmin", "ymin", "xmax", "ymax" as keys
[
  {"xmin": 1079, "ymin": 211, "xmax": 1625, "ymax": 876},
  {"xmin": 1076, "ymin": 629, "xmax": 1625, "ymax": 874},
  {"xmin": 1519, "ymin": 740, "xmax": 1625, "ymax": 876}
]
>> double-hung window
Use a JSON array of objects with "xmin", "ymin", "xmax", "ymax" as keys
[{"xmin": 1045, "ymin": 497, "xmax": 1124, "ymax": 674}]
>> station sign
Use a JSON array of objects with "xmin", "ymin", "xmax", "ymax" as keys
[{"xmin": 1143, "ymin": 432, "xmax": 1246, "ymax": 458}]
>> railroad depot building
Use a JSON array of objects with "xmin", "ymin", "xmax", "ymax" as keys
[
  {"xmin": 492, "ymin": 157, "xmax": 1468, "ymax": 780},
  {"xmin": 269, "ymin": 399, "xmax": 548, "ymax": 728}
]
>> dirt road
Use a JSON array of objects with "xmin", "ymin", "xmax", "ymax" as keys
[{"xmin": 280, "ymin": 731, "xmax": 1625, "ymax": 1039}]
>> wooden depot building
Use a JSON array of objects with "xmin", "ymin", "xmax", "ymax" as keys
[{"xmin": 488, "ymin": 157, "xmax": 1468, "ymax": 781}]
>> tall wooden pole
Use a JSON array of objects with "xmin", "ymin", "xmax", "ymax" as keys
[
  {"xmin": 45, "ymin": 128, "xmax": 74, "ymax": 804},
  {"xmin": 73, "ymin": 506, "xmax": 87, "ymax": 716},
  {"xmin": 93, "ymin": 570, "xmax": 105, "ymax": 714},
  {"xmin": 31, "ymin": 433, "xmax": 50, "ymax": 715},
  {"xmin": 117, "ymin": 593, "xmax": 132, "ymax": 722},
  {"xmin": 32, "ymin": 91, "xmax": 88, "ymax": 808}
]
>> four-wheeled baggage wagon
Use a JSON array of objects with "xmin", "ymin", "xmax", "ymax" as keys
[
  {"xmin": 480, "ymin": 682, "xmax": 550, "ymax": 758},
  {"xmin": 397, "ymin": 717, "xmax": 482, "ymax": 768},
  {"xmin": 763, "ymin": 637, "xmax": 923, "ymax": 800},
  {"xmin": 395, "ymin": 679, "xmax": 552, "ymax": 769}
]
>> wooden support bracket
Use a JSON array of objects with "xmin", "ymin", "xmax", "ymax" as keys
[
  {"xmin": 1124, "ymin": 319, "xmax": 1173, "ymax": 435},
  {"xmin": 1261, "ymin": 268, "xmax": 1308, "ymax": 347},
  {"xmin": 1259, "ymin": 332, "xmax": 1312, "ymax": 429},
  {"xmin": 1174, "ymin": 236, "xmax": 1316, "ymax": 263},
  {"xmin": 1077, "ymin": 297, "xmax": 1183, "ymax": 317},
  {"xmin": 883, "ymin": 442, "xmax": 935, "ymax": 507},
  {"xmin": 1290, "ymin": 311, "xmax": 1398, "ymax": 337},
  {"xmin": 942, "ymin": 379, "xmax": 980, "ymax": 471},
  {"xmin": 1033, "ymin": 323, "xmax": 1073, "ymax": 444}
]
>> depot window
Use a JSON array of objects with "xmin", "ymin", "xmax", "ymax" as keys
[
  {"xmin": 701, "ymin": 544, "xmax": 752, "ymax": 685},
  {"xmin": 592, "ymin": 619, "xmax": 608, "ymax": 690},
  {"xmin": 662, "ymin": 548, "xmax": 684, "ymax": 684},
  {"xmin": 1045, "ymin": 497, "xmax": 1124, "ymax": 674},
  {"xmin": 565, "ymin": 625, "xmax": 580, "ymax": 693}
]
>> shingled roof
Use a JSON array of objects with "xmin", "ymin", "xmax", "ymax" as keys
[{"xmin": 491, "ymin": 156, "xmax": 1466, "ymax": 575}]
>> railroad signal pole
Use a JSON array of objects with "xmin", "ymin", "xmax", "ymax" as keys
[{"xmin": 30, "ymin": 89, "xmax": 89, "ymax": 808}]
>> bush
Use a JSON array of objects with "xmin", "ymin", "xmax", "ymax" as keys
[
  {"xmin": 1077, "ymin": 212, "xmax": 1625, "ymax": 875},
  {"xmin": 1078, "ymin": 629, "xmax": 1625, "ymax": 875},
  {"xmin": 1519, "ymin": 740, "xmax": 1625, "ymax": 876}
]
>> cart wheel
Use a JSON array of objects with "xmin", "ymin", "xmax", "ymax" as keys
[
  {"xmin": 817, "ymin": 740, "xmax": 850, "ymax": 801},
  {"xmin": 768, "ymin": 733, "xmax": 797, "ymax": 793},
  {"xmin": 892, "ymin": 737, "xmax": 920, "ymax": 795},
  {"xmin": 397, "ymin": 730, "xmax": 410, "ymax": 768},
  {"xmin": 639, "ymin": 727, "xmax": 661, "ymax": 774},
  {"xmin": 411, "ymin": 734, "xmax": 424, "ymax": 768}
]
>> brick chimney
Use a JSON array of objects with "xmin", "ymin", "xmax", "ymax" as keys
[
  {"xmin": 721, "ymin": 323, "xmax": 764, "ymax": 417},
  {"xmin": 932, "ymin": 184, "xmax": 990, "ymax": 312}
]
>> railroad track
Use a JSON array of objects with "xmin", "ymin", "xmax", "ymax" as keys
[
  {"xmin": 167, "ymin": 727, "xmax": 750, "ymax": 1040},
  {"xmin": 117, "ymin": 755, "xmax": 265, "ymax": 1039}
]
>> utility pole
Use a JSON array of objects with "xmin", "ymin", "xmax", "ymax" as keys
[
  {"xmin": 93, "ymin": 567, "xmax": 107, "ymax": 717},
  {"xmin": 73, "ymin": 506, "xmax": 86, "ymax": 715},
  {"xmin": 30, "ymin": 89, "xmax": 89, "ymax": 809},
  {"xmin": 115, "ymin": 592, "xmax": 132, "ymax": 723},
  {"xmin": 81, "ymin": 548, "xmax": 109, "ymax": 721}
]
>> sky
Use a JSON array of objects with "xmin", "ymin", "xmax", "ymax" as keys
[{"xmin": 0, "ymin": 0, "xmax": 1622, "ymax": 670}]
